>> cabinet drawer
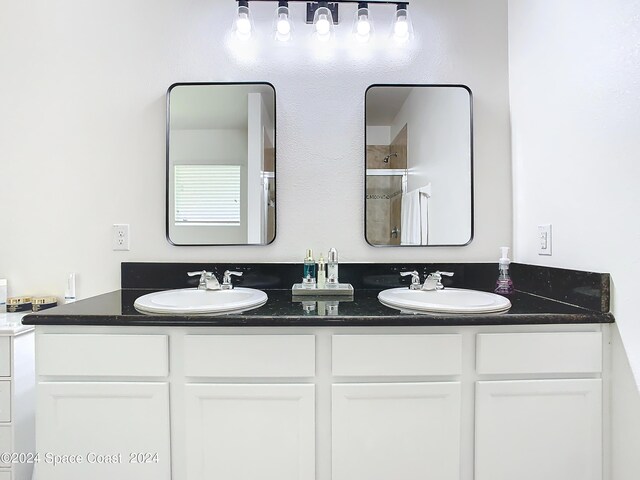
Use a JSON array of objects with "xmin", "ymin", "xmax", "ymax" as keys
[
  {"xmin": 184, "ymin": 335, "xmax": 315, "ymax": 378},
  {"xmin": 0, "ymin": 382, "xmax": 10, "ymax": 423},
  {"xmin": 332, "ymin": 334, "xmax": 462, "ymax": 377},
  {"xmin": 37, "ymin": 334, "xmax": 169, "ymax": 377},
  {"xmin": 0, "ymin": 338, "xmax": 10, "ymax": 377},
  {"xmin": 0, "ymin": 426, "xmax": 10, "ymax": 467},
  {"xmin": 476, "ymin": 332, "xmax": 602, "ymax": 375}
]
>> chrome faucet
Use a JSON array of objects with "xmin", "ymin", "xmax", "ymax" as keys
[
  {"xmin": 221, "ymin": 270, "xmax": 243, "ymax": 290},
  {"xmin": 188, "ymin": 270, "xmax": 221, "ymax": 291},
  {"xmin": 422, "ymin": 271, "xmax": 454, "ymax": 291},
  {"xmin": 400, "ymin": 271, "xmax": 422, "ymax": 290}
]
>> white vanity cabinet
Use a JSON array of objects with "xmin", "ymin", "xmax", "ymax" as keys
[
  {"xmin": 475, "ymin": 379, "xmax": 602, "ymax": 480},
  {"xmin": 332, "ymin": 382, "xmax": 461, "ymax": 480},
  {"xmin": 0, "ymin": 317, "xmax": 35, "ymax": 480},
  {"xmin": 185, "ymin": 383, "xmax": 315, "ymax": 480},
  {"xmin": 331, "ymin": 334, "xmax": 463, "ymax": 480},
  {"xmin": 181, "ymin": 335, "xmax": 316, "ymax": 480},
  {"xmin": 32, "ymin": 325, "xmax": 608, "ymax": 480},
  {"xmin": 36, "ymin": 382, "xmax": 171, "ymax": 480},
  {"xmin": 34, "ymin": 334, "xmax": 171, "ymax": 480},
  {"xmin": 474, "ymin": 332, "xmax": 604, "ymax": 480}
]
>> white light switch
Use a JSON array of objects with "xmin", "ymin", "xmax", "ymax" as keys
[{"xmin": 538, "ymin": 224, "xmax": 552, "ymax": 256}]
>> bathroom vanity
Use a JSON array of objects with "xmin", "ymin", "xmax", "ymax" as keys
[
  {"xmin": 0, "ymin": 314, "xmax": 35, "ymax": 480},
  {"xmin": 23, "ymin": 263, "xmax": 613, "ymax": 480}
]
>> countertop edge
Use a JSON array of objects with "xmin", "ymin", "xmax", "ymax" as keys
[{"xmin": 22, "ymin": 312, "xmax": 615, "ymax": 327}]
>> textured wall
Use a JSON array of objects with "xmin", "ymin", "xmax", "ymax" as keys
[
  {"xmin": 0, "ymin": 0, "xmax": 511, "ymax": 299},
  {"xmin": 508, "ymin": 0, "xmax": 640, "ymax": 384},
  {"xmin": 508, "ymin": 2, "xmax": 640, "ymax": 475}
]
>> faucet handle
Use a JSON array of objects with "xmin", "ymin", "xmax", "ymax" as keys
[
  {"xmin": 400, "ymin": 271, "xmax": 421, "ymax": 289},
  {"xmin": 434, "ymin": 271, "xmax": 454, "ymax": 278},
  {"xmin": 188, "ymin": 270, "xmax": 210, "ymax": 278},
  {"xmin": 423, "ymin": 271, "xmax": 454, "ymax": 291},
  {"xmin": 188, "ymin": 270, "xmax": 218, "ymax": 290},
  {"xmin": 222, "ymin": 271, "xmax": 243, "ymax": 289}
]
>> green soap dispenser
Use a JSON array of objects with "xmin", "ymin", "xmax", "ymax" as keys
[{"xmin": 302, "ymin": 249, "xmax": 317, "ymax": 288}]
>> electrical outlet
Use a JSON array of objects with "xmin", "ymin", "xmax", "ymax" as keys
[
  {"xmin": 538, "ymin": 224, "xmax": 552, "ymax": 256},
  {"xmin": 112, "ymin": 224, "xmax": 130, "ymax": 251}
]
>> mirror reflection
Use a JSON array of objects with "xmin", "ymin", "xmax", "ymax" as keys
[
  {"xmin": 167, "ymin": 83, "xmax": 276, "ymax": 245},
  {"xmin": 365, "ymin": 85, "xmax": 473, "ymax": 246}
]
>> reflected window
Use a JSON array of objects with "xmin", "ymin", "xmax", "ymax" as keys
[{"xmin": 175, "ymin": 165, "xmax": 241, "ymax": 226}]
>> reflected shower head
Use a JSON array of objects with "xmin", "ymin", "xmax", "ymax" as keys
[{"xmin": 383, "ymin": 152, "xmax": 398, "ymax": 163}]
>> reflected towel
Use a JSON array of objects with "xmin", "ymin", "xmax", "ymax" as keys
[{"xmin": 400, "ymin": 186, "xmax": 430, "ymax": 245}]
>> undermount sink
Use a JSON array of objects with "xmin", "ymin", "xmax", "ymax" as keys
[
  {"xmin": 378, "ymin": 287, "xmax": 511, "ymax": 314},
  {"xmin": 134, "ymin": 288, "xmax": 268, "ymax": 315}
]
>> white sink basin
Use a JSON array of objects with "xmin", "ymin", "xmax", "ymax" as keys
[
  {"xmin": 134, "ymin": 288, "xmax": 268, "ymax": 315},
  {"xmin": 378, "ymin": 287, "xmax": 511, "ymax": 314}
]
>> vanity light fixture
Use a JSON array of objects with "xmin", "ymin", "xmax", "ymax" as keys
[
  {"xmin": 391, "ymin": 2, "xmax": 413, "ymax": 43},
  {"xmin": 274, "ymin": 0, "xmax": 293, "ymax": 41},
  {"xmin": 234, "ymin": 0, "xmax": 254, "ymax": 40},
  {"xmin": 231, "ymin": 0, "xmax": 412, "ymax": 44},
  {"xmin": 352, "ymin": 2, "xmax": 373, "ymax": 43},
  {"xmin": 313, "ymin": 1, "xmax": 335, "ymax": 41}
]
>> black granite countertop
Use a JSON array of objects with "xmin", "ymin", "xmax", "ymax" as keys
[{"xmin": 22, "ymin": 288, "xmax": 614, "ymax": 327}]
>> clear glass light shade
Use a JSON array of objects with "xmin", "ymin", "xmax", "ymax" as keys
[
  {"xmin": 313, "ymin": 6, "xmax": 334, "ymax": 41},
  {"xmin": 274, "ymin": 6, "xmax": 292, "ymax": 41},
  {"xmin": 391, "ymin": 8, "xmax": 413, "ymax": 43},
  {"xmin": 233, "ymin": 5, "xmax": 254, "ymax": 41},
  {"xmin": 352, "ymin": 7, "xmax": 373, "ymax": 43}
]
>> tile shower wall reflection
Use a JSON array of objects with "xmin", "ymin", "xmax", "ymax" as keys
[{"xmin": 365, "ymin": 126, "xmax": 408, "ymax": 245}]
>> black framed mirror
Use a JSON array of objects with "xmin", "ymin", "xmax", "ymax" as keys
[
  {"xmin": 365, "ymin": 84, "xmax": 473, "ymax": 247},
  {"xmin": 166, "ymin": 82, "xmax": 276, "ymax": 246}
]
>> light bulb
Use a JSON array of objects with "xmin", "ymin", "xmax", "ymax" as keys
[
  {"xmin": 357, "ymin": 17, "xmax": 371, "ymax": 36},
  {"xmin": 352, "ymin": 5, "xmax": 373, "ymax": 43},
  {"xmin": 316, "ymin": 15, "xmax": 330, "ymax": 36},
  {"xmin": 277, "ymin": 15, "xmax": 291, "ymax": 35},
  {"xmin": 274, "ymin": 3, "xmax": 292, "ymax": 42},
  {"xmin": 391, "ymin": 5, "xmax": 413, "ymax": 43},
  {"xmin": 394, "ymin": 17, "xmax": 408, "ymax": 37},
  {"xmin": 237, "ymin": 14, "xmax": 251, "ymax": 35},
  {"xmin": 234, "ymin": 3, "xmax": 253, "ymax": 41}
]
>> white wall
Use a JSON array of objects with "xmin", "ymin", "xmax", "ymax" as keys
[
  {"xmin": 0, "ymin": 0, "xmax": 511, "ymax": 299},
  {"xmin": 366, "ymin": 127, "xmax": 391, "ymax": 146},
  {"xmin": 611, "ymin": 324, "xmax": 640, "ymax": 480},
  {"xmin": 508, "ymin": 1, "xmax": 640, "ymax": 475},
  {"xmin": 508, "ymin": 0, "xmax": 640, "ymax": 383}
]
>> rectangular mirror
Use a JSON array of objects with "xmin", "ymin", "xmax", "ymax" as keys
[
  {"xmin": 365, "ymin": 84, "xmax": 473, "ymax": 247},
  {"xmin": 167, "ymin": 83, "xmax": 276, "ymax": 245}
]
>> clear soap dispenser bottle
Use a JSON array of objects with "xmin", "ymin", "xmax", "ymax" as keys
[
  {"xmin": 495, "ymin": 247, "xmax": 514, "ymax": 295},
  {"xmin": 326, "ymin": 248, "xmax": 339, "ymax": 288},
  {"xmin": 317, "ymin": 255, "xmax": 326, "ymax": 289}
]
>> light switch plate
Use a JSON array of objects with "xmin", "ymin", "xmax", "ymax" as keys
[{"xmin": 538, "ymin": 224, "xmax": 552, "ymax": 256}]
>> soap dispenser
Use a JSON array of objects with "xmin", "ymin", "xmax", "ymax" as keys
[
  {"xmin": 326, "ymin": 248, "xmax": 339, "ymax": 288},
  {"xmin": 302, "ymin": 249, "xmax": 317, "ymax": 288},
  {"xmin": 494, "ymin": 247, "xmax": 514, "ymax": 295}
]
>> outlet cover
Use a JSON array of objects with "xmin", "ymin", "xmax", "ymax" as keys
[{"xmin": 112, "ymin": 224, "xmax": 130, "ymax": 251}]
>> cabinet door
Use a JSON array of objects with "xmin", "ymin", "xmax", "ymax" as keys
[
  {"xmin": 35, "ymin": 382, "xmax": 171, "ymax": 480},
  {"xmin": 475, "ymin": 379, "xmax": 602, "ymax": 480},
  {"xmin": 332, "ymin": 382, "xmax": 462, "ymax": 480},
  {"xmin": 185, "ymin": 384, "xmax": 315, "ymax": 480}
]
